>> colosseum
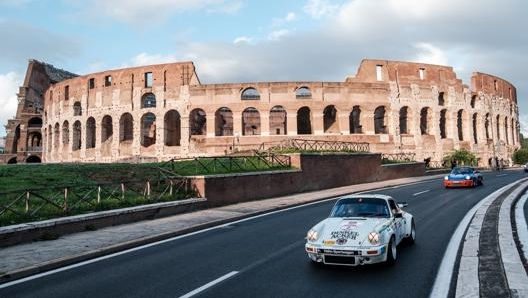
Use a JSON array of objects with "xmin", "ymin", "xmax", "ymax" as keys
[{"xmin": 1, "ymin": 58, "xmax": 519, "ymax": 168}]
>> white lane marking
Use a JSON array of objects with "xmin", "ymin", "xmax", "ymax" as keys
[
  {"xmin": 413, "ymin": 190, "xmax": 430, "ymax": 196},
  {"xmin": 429, "ymin": 183, "xmax": 514, "ymax": 298},
  {"xmin": 179, "ymin": 271, "xmax": 239, "ymax": 298},
  {"xmin": 515, "ymin": 194, "xmax": 528, "ymax": 265}
]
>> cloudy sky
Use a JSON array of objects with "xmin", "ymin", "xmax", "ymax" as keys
[{"xmin": 0, "ymin": 0, "xmax": 526, "ymax": 137}]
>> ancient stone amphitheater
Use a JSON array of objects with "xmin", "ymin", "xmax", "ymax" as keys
[{"xmin": 1, "ymin": 59, "xmax": 519, "ymax": 167}]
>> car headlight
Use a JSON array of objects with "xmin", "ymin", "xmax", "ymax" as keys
[
  {"xmin": 444, "ymin": 176, "xmax": 448, "ymax": 180},
  {"xmin": 368, "ymin": 232, "xmax": 380, "ymax": 245},
  {"xmin": 307, "ymin": 229, "xmax": 318, "ymax": 242},
  {"xmin": 465, "ymin": 175, "xmax": 471, "ymax": 180}
]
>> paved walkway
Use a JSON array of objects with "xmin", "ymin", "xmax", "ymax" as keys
[{"xmin": 0, "ymin": 175, "xmax": 527, "ymax": 297}]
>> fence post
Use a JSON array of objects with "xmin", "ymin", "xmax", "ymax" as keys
[
  {"xmin": 145, "ymin": 181, "xmax": 151, "ymax": 199},
  {"xmin": 169, "ymin": 180, "xmax": 173, "ymax": 196},
  {"xmin": 64, "ymin": 188, "xmax": 68, "ymax": 211},
  {"xmin": 97, "ymin": 186, "xmax": 101, "ymax": 204},
  {"xmin": 25, "ymin": 191, "xmax": 29, "ymax": 213},
  {"xmin": 121, "ymin": 183, "xmax": 125, "ymax": 200}
]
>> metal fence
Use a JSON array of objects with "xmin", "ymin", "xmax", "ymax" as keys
[{"xmin": 258, "ymin": 138, "xmax": 370, "ymax": 153}]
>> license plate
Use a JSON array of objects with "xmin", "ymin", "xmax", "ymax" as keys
[{"xmin": 323, "ymin": 240, "xmax": 335, "ymax": 245}]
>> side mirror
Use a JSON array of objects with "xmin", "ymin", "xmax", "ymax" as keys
[{"xmin": 397, "ymin": 202, "xmax": 408, "ymax": 208}]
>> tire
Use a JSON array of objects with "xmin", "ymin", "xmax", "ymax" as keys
[
  {"xmin": 406, "ymin": 219, "xmax": 416, "ymax": 245},
  {"xmin": 386, "ymin": 236, "xmax": 397, "ymax": 266}
]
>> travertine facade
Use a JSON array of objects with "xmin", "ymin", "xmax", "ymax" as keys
[{"xmin": 2, "ymin": 59, "xmax": 519, "ymax": 167}]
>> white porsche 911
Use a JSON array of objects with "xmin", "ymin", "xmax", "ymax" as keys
[{"xmin": 305, "ymin": 194, "xmax": 415, "ymax": 266}]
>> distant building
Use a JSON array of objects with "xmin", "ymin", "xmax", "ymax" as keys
[
  {"xmin": 0, "ymin": 60, "xmax": 77, "ymax": 164},
  {"xmin": 0, "ymin": 59, "xmax": 520, "ymax": 168}
]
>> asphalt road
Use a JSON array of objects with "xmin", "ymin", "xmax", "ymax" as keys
[{"xmin": 0, "ymin": 170, "xmax": 525, "ymax": 298}]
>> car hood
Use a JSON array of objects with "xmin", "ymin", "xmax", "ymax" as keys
[
  {"xmin": 312, "ymin": 217, "xmax": 390, "ymax": 247},
  {"xmin": 447, "ymin": 173, "xmax": 472, "ymax": 180}
]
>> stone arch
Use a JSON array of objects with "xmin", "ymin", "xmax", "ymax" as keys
[
  {"xmin": 215, "ymin": 107, "xmax": 233, "ymax": 136},
  {"xmin": 504, "ymin": 116, "xmax": 509, "ymax": 145},
  {"xmin": 73, "ymin": 101, "xmax": 82, "ymax": 116},
  {"xmin": 7, "ymin": 157, "xmax": 17, "ymax": 164},
  {"xmin": 457, "ymin": 109, "xmax": 466, "ymax": 141},
  {"xmin": 241, "ymin": 87, "xmax": 260, "ymax": 100},
  {"xmin": 399, "ymin": 106, "xmax": 409, "ymax": 134},
  {"xmin": 485, "ymin": 113, "xmax": 491, "ymax": 139},
  {"xmin": 472, "ymin": 113, "xmax": 479, "ymax": 144},
  {"xmin": 141, "ymin": 112, "xmax": 156, "ymax": 147},
  {"xmin": 120, "ymin": 113, "xmax": 134, "ymax": 142},
  {"xmin": 269, "ymin": 106, "xmax": 286, "ymax": 135},
  {"xmin": 53, "ymin": 123, "xmax": 60, "ymax": 151},
  {"xmin": 374, "ymin": 106, "xmax": 387, "ymax": 134},
  {"xmin": 141, "ymin": 92, "xmax": 156, "ymax": 108},
  {"xmin": 26, "ymin": 155, "xmax": 41, "ymax": 163},
  {"xmin": 86, "ymin": 117, "xmax": 96, "ymax": 149},
  {"xmin": 439, "ymin": 109, "xmax": 447, "ymax": 139},
  {"xmin": 101, "ymin": 115, "xmax": 113, "ymax": 143},
  {"xmin": 72, "ymin": 120, "xmax": 82, "ymax": 151},
  {"xmin": 350, "ymin": 105, "xmax": 362, "ymax": 134},
  {"xmin": 420, "ymin": 107, "xmax": 432, "ymax": 135},
  {"xmin": 323, "ymin": 105, "xmax": 339, "ymax": 133},
  {"xmin": 297, "ymin": 106, "xmax": 312, "ymax": 135},
  {"xmin": 189, "ymin": 108, "xmax": 206, "ymax": 136},
  {"xmin": 62, "ymin": 120, "xmax": 70, "ymax": 147},
  {"xmin": 242, "ymin": 107, "xmax": 260, "ymax": 135},
  {"xmin": 295, "ymin": 86, "xmax": 311, "ymax": 99},
  {"xmin": 164, "ymin": 110, "xmax": 181, "ymax": 146}
]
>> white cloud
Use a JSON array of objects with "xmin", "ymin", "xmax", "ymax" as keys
[
  {"xmin": 123, "ymin": 53, "xmax": 179, "ymax": 68},
  {"xmin": 233, "ymin": 36, "xmax": 254, "ymax": 44},
  {"xmin": 77, "ymin": 0, "xmax": 241, "ymax": 25},
  {"xmin": 272, "ymin": 12, "xmax": 297, "ymax": 27},
  {"xmin": 0, "ymin": 71, "xmax": 21, "ymax": 137},
  {"xmin": 412, "ymin": 43, "xmax": 449, "ymax": 66},
  {"xmin": 267, "ymin": 29, "xmax": 291, "ymax": 41},
  {"xmin": 303, "ymin": 0, "xmax": 340, "ymax": 19}
]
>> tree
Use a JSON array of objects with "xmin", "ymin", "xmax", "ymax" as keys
[
  {"xmin": 443, "ymin": 149, "xmax": 478, "ymax": 167},
  {"xmin": 512, "ymin": 149, "xmax": 528, "ymax": 165}
]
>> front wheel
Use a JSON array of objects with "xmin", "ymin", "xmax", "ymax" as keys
[
  {"xmin": 406, "ymin": 219, "xmax": 416, "ymax": 245},
  {"xmin": 386, "ymin": 236, "xmax": 397, "ymax": 266}
]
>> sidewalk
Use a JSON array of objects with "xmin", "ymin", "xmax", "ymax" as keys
[{"xmin": 0, "ymin": 174, "xmax": 526, "ymax": 297}]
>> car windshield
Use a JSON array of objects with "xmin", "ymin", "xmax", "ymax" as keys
[
  {"xmin": 330, "ymin": 197, "xmax": 390, "ymax": 218},
  {"xmin": 452, "ymin": 167, "xmax": 473, "ymax": 175}
]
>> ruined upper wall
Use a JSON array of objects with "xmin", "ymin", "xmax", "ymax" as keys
[
  {"xmin": 46, "ymin": 61, "xmax": 199, "ymax": 105},
  {"xmin": 471, "ymin": 72, "xmax": 517, "ymax": 104}
]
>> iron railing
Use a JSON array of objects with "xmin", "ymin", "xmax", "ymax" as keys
[{"xmin": 258, "ymin": 138, "xmax": 370, "ymax": 153}]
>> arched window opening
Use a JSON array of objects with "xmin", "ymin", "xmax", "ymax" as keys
[
  {"xmin": 420, "ymin": 107, "xmax": 430, "ymax": 135},
  {"xmin": 73, "ymin": 101, "xmax": 82, "ymax": 116},
  {"xmin": 457, "ymin": 110, "xmax": 464, "ymax": 141},
  {"xmin": 399, "ymin": 107, "xmax": 408, "ymax": 134},
  {"xmin": 439, "ymin": 109, "xmax": 447, "ymax": 139},
  {"xmin": 164, "ymin": 110, "xmax": 181, "ymax": 146},
  {"xmin": 496, "ymin": 115, "xmax": 501, "ymax": 141},
  {"xmin": 189, "ymin": 109, "xmax": 206, "ymax": 136},
  {"xmin": 438, "ymin": 92, "xmax": 445, "ymax": 106},
  {"xmin": 141, "ymin": 113, "xmax": 156, "ymax": 147},
  {"xmin": 269, "ymin": 106, "xmax": 287, "ymax": 135},
  {"xmin": 485, "ymin": 113, "xmax": 490, "ymax": 139},
  {"xmin": 323, "ymin": 105, "xmax": 339, "ymax": 133},
  {"xmin": 62, "ymin": 121, "xmax": 70, "ymax": 146},
  {"xmin": 142, "ymin": 93, "xmax": 156, "ymax": 108},
  {"xmin": 349, "ymin": 106, "xmax": 362, "ymax": 134},
  {"xmin": 472, "ymin": 113, "xmax": 478, "ymax": 144},
  {"xmin": 297, "ymin": 107, "xmax": 312, "ymax": 135},
  {"xmin": 101, "ymin": 115, "xmax": 113, "ymax": 143},
  {"xmin": 215, "ymin": 107, "xmax": 233, "ymax": 136},
  {"xmin": 296, "ymin": 87, "xmax": 311, "ymax": 99},
  {"xmin": 72, "ymin": 120, "xmax": 82, "ymax": 151},
  {"xmin": 242, "ymin": 107, "xmax": 261, "ymax": 135},
  {"xmin": 53, "ymin": 123, "xmax": 60, "ymax": 150},
  {"xmin": 374, "ymin": 106, "xmax": 386, "ymax": 134},
  {"xmin": 504, "ymin": 116, "xmax": 509, "ymax": 145},
  {"xmin": 28, "ymin": 117, "xmax": 42, "ymax": 128},
  {"xmin": 120, "ymin": 113, "xmax": 134, "ymax": 142},
  {"xmin": 470, "ymin": 95, "xmax": 477, "ymax": 108},
  {"xmin": 241, "ymin": 87, "xmax": 260, "ymax": 100},
  {"xmin": 86, "ymin": 117, "xmax": 96, "ymax": 149}
]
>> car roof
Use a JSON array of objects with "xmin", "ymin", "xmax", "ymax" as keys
[{"xmin": 337, "ymin": 194, "xmax": 393, "ymax": 202}]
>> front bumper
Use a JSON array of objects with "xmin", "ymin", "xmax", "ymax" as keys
[
  {"xmin": 305, "ymin": 243, "xmax": 387, "ymax": 266},
  {"xmin": 444, "ymin": 179, "xmax": 474, "ymax": 187}
]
